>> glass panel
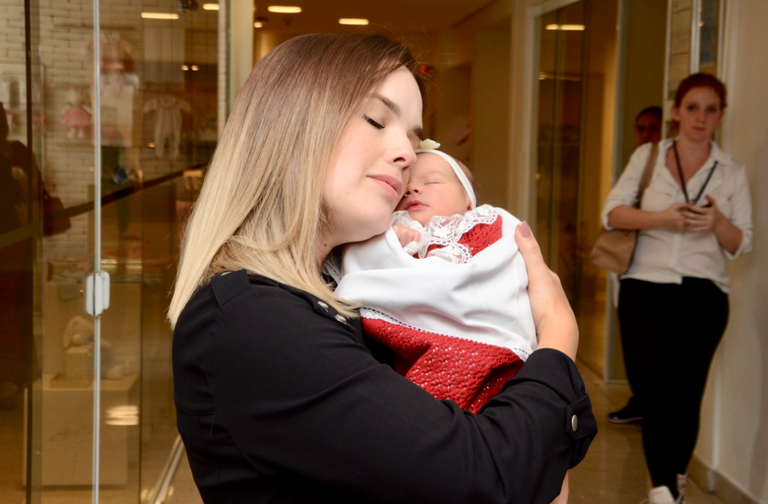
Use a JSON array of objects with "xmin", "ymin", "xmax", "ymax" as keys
[
  {"xmin": 575, "ymin": 0, "xmax": 618, "ymax": 376},
  {"xmin": 99, "ymin": 1, "xmax": 216, "ymax": 503},
  {"xmin": 535, "ymin": 2, "xmax": 585, "ymax": 303},
  {"xmin": 699, "ymin": 0, "xmax": 721, "ymax": 75},
  {"xmin": 1, "ymin": 0, "xmax": 217, "ymax": 502},
  {"xmin": 37, "ymin": 0, "xmax": 99, "ymax": 499},
  {"xmin": 1, "ymin": 1, "xmax": 43, "ymax": 502},
  {"xmin": 668, "ymin": 0, "xmax": 693, "ymax": 99},
  {"xmin": 536, "ymin": 9, "xmax": 558, "ymax": 263},
  {"xmin": 535, "ymin": 0, "xmax": 618, "ymax": 376}
]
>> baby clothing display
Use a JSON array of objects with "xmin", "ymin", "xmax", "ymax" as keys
[
  {"xmin": 335, "ymin": 205, "xmax": 536, "ymax": 413},
  {"xmin": 143, "ymin": 95, "xmax": 190, "ymax": 159},
  {"xmin": 60, "ymin": 88, "xmax": 92, "ymax": 139}
]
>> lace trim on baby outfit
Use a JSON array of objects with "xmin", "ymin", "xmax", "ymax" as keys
[{"xmin": 399, "ymin": 204, "xmax": 499, "ymax": 264}]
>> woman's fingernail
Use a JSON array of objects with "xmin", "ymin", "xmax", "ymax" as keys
[{"xmin": 520, "ymin": 221, "xmax": 532, "ymax": 237}]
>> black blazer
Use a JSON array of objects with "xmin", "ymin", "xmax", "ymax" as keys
[{"xmin": 173, "ymin": 270, "xmax": 596, "ymax": 504}]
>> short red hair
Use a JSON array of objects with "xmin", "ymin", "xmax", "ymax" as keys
[{"xmin": 674, "ymin": 73, "xmax": 727, "ymax": 109}]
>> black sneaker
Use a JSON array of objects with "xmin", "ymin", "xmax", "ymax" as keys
[{"xmin": 607, "ymin": 405, "xmax": 642, "ymax": 424}]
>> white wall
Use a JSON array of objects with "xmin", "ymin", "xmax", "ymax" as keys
[{"xmin": 694, "ymin": 0, "xmax": 768, "ymax": 501}]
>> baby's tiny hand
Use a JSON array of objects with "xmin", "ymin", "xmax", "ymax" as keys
[{"xmin": 393, "ymin": 224, "xmax": 421, "ymax": 247}]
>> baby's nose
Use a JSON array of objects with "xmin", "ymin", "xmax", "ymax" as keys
[{"xmin": 405, "ymin": 186, "xmax": 420, "ymax": 195}]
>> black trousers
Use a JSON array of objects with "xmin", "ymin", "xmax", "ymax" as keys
[{"xmin": 618, "ymin": 277, "xmax": 728, "ymax": 496}]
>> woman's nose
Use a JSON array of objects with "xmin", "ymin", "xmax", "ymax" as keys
[{"xmin": 388, "ymin": 134, "xmax": 417, "ymax": 169}]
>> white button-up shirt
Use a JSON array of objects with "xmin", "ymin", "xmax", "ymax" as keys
[{"xmin": 601, "ymin": 138, "xmax": 753, "ymax": 293}]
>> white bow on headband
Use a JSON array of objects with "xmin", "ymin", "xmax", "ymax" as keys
[{"xmin": 415, "ymin": 139, "xmax": 476, "ymax": 209}]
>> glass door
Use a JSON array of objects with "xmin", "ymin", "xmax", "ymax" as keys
[
  {"xmin": 534, "ymin": 0, "xmax": 618, "ymax": 376},
  {"xmin": 535, "ymin": 1, "xmax": 586, "ymax": 306},
  {"xmin": 1, "ymin": 1, "xmax": 215, "ymax": 502}
]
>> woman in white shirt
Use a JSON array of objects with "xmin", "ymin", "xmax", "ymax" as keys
[{"xmin": 601, "ymin": 73, "xmax": 752, "ymax": 504}]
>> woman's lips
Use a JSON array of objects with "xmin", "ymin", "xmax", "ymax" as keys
[{"xmin": 370, "ymin": 175, "xmax": 402, "ymax": 200}]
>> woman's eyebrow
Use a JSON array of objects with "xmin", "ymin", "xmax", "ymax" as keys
[
  {"xmin": 371, "ymin": 93, "xmax": 422, "ymax": 138},
  {"xmin": 372, "ymin": 94, "xmax": 400, "ymax": 115}
]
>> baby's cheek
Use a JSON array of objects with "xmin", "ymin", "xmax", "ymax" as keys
[{"xmin": 411, "ymin": 209, "xmax": 435, "ymax": 227}]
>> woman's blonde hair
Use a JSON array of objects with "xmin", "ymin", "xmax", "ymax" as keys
[{"xmin": 169, "ymin": 34, "xmax": 424, "ymax": 326}]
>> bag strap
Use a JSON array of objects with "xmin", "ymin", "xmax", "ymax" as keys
[{"xmin": 635, "ymin": 142, "xmax": 658, "ymax": 208}]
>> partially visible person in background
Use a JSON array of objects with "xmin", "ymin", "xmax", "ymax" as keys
[
  {"xmin": 601, "ymin": 74, "xmax": 752, "ymax": 504},
  {"xmin": 0, "ymin": 102, "xmax": 36, "ymax": 410},
  {"xmin": 607, "ymin": 104, "xmax": 663, "ymax": 425},
  {"xmin": 634, "ymin": 106, "xmax": 662, "ymax": 146}
]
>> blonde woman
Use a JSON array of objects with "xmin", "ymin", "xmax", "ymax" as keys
[{"xmin": 170, "ymin": 34, "xmax": 595, "ymax": 504}]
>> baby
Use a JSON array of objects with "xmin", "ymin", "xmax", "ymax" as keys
[{"xmin": 335, "ymin": 141, "xmax": 537, "ymax": 414}]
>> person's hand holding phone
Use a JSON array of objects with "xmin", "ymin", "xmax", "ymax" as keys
[{"xmin": 684, "ymin": 195, "xmax": 722, "ymax": 232}]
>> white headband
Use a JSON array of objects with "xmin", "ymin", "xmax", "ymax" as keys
[{"xmin": 415, "ymin": 139, "xmax": 476, "ymax": 209}]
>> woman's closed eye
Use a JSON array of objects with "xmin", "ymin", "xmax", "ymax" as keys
[{"xmin": 363, "ymin": 114, "xmax": 384, "ymax": 130}]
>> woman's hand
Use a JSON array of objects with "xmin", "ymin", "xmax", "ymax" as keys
[
  {"xmin": 515, "ymin": 222, "xmax": 578, "ymax": 361},
  {"xmin": 685, "ymin": 195, "xmax": 744, "ymax": 255},
  {"xmin": 683, "ymin": 195, "xmax": 721, "ymax": 232},
  {"xmin": 392, "ymin": 224, "xmax": 421, "ymax": 247},
  {"xmin": 659, "ymin": 202, "xmax": 691, "ymax": 231}
]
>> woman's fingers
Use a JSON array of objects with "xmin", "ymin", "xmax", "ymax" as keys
[
  {"xmin": 683, "ymin": 203, "xmax": 716, "ymax": 231},
  {"xmin": 515, "ymin": 222, "xmax": 578, "ymax": 360}
]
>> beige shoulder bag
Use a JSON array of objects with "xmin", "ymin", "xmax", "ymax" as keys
[{"xmin": 590, "ymin": 142, "xmax": 658, "ymax": 274}]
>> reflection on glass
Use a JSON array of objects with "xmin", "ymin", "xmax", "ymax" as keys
[
  {"xmin": 535, "ymin": 0, "xmax": 618, "ymax": 376},
  {"xmin": 668, "ymin": 0, "xmax": 693, "ymax": 99},
  {"xmin": 699, "ymin": 0, "xmax": 720, "ymax": 76},
  {"xmin": 535, "ymin": 2, "xmax": 585, "ymax": 304},
  {"xmin": 2, "ymin": 0, "xmax": 216, "ymax": 502}
]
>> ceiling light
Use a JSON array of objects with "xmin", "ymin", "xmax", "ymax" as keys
[
  {"xmin": 191, "ymin": 65, "xmax": 199, "ymax": 71},
  {"xmin": 339, "ymin": 18, "xmax": 369, "ymax": 26},
  {"xmin": 546, "ymin": 24, "xmax": 585, "ymax": 31},
  {"xmin": 254, "ymin": 21, "xmax": 264, "ymax": 28},
  {"xmin": 141, "ymin": 12, "xmax": 180, "ymax": 20},
  {"xmin": 202, "ymin": 3, "xmax": 219, "ymax": 10},
  {"xmin": 267, "ymin": 5, "xmax": 301, "ymax": 13},
  {"xmin": 181, "ymin": 64, "xmax": 189, "ymax": 71}
]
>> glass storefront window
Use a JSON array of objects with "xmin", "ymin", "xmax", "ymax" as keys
[{"xmin": 1, "ymin": 1, "xmax": 216, "ymax": 502}]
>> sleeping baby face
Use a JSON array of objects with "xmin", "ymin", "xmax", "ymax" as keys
[{"xmin": 396, "ymin": 152, "xmax": 472, "ymax": 226}]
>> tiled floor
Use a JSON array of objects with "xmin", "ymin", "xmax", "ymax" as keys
[{"xmin": 569, "ymin": 362, "xmax": 726, "ymax": 504}]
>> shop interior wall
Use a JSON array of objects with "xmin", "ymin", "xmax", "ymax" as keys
[
  {"xmin": 8, "ymin": 0, "xmax": 219, "ymax": 266},
  {"xmin": 694, "ymin": 0, "xmax": 768, "ymax": 501}
]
